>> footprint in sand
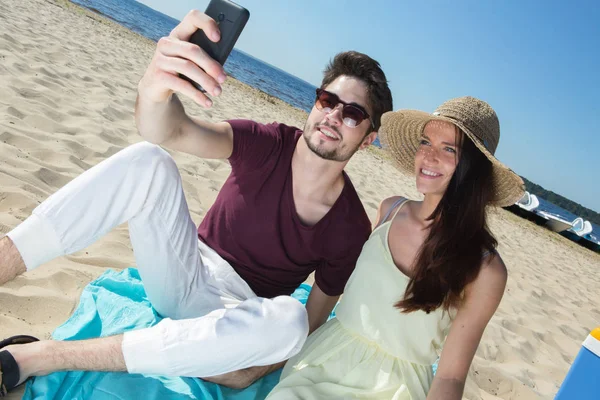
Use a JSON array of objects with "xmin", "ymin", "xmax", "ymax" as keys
[
  {"xmin": 33, "ymin": 167, "xmax": 73, "ymax": 189},
  {"xmin": 32, "ymin": 77, "xmax": 63, "ymax": 92},
  {"xmin": 0, "ymin": 191, "xmax": 36, "ymax": 214},
  {"xmin": 37, "ymin": 66, "xmax": 59, "ymax": 79},
  {"xmin": 559, "ymin": 324, "xmax": 584, "ymax": 341},
  {"xmin": 67, "ymin": 155, "xmax": 93, "ymax": 172},
  {"xmin": 6, "ymin": 106, "xmax": 26, "ymax": 119}
]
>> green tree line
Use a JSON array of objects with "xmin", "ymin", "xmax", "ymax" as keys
[{"xmin": 521, "ymin": 177, "xmax": 600, "ymax": 226}]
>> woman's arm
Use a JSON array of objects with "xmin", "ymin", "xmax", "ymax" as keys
[{"xmin": 426, "ymin": 254, "xmax": 507, "ymax": 400}]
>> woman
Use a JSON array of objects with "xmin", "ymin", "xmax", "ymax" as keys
[{"xmin": 266, "ymin": 96, "xmax": 525, "ymax": 399}]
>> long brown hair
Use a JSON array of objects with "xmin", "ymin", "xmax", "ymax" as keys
[{"xmin": 396, "ymin": 131, "xmax": 497, "ymax": 314}]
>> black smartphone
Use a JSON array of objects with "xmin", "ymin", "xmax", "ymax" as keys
[{"xmin": 183, "ymin": 0, "xmax": 250, "ymax": 91}]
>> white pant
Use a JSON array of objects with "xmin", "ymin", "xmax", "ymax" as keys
[{"xmin": 7, "ymin": 142, "xmax": 309, "ymax": 377}]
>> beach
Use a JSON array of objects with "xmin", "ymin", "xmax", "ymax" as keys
[{"xmin": 1, "ymin": 0, "xmax": 599, "ymax": 399}]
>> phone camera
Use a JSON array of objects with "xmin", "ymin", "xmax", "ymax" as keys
[{"xmin": 218, "ymin": 13, "xmax": 225, "ymax": 22}]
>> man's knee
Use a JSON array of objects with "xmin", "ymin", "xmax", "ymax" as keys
[
  {"xmin": 127, "ymin": 142, "xmax": 175, "ymax": 169},
  {"xmin": 211, "ymin": 296, "xmax": 308, "ymax": 364},
  {"xmin": 123, "ymin": 142, "xmax": 180, "ymax": 187},
  {"xmin": 263, "ymin": 296, "xmax": 309, "ymax": 358}
]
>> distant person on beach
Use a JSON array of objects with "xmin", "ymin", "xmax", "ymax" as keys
[
  {"xmin": 267, "ymin": 97, "xmax": 525, "ymax": 400},
  {"xmin": 0, "ymin": 10, "xmax": 392, "ymax": 394}
]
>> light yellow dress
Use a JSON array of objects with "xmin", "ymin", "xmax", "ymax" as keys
[{"xmin": 267, "ymin": 200, "xmax": 456, "ymax": 400}]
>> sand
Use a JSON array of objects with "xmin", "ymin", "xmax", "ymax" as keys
[{"xmin": 0, "ymin": 0, "xmax": 599, "ymax": 399}]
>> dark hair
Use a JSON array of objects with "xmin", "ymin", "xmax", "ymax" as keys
[
  {"xmin": 321, "ymin": 51, "xmax": 393, "ymax": 132},
  {"xmin": 396, "ymin": 131, "xmax": 497, "ymax": 314}
]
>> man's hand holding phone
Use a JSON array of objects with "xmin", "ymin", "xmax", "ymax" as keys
[{"xmin": 138, "ymin": 10, "xmax": 226, "ymax": 108}]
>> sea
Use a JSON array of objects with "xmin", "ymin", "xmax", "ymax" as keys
[
  {"xmin": 70, "ymin": 0, "xmax": 318, "ymax": 112},
  {"xmin": 70, "ymin": 0, "xmax": 600, "ymax": 240}
]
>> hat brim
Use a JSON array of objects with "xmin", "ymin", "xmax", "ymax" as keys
[{"xmin": 380, "ymin": 109, "xmax": 525, "ymax": 207}]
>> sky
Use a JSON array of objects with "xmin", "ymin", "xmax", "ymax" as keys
[{"xmin": 136, "ymin": 0, "xmax": 600, "ymax": 212}]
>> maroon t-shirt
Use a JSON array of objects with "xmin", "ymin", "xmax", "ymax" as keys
[{"xmin": 197, "ymin": 119, "xmax": 371, "ymax": 298}]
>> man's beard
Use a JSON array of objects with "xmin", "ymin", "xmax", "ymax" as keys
[{"xmin": 302, "ymin": 122, "xmax": 360, "ymax": 162}]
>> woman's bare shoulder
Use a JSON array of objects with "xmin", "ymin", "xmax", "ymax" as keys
[{"xmin": 464, "ymin": 252, "xmax": 508, "ymax": 305}]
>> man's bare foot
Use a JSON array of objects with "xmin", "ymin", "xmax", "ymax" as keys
[
  {"xmin": 202, "ymin": 364, "xmax": 278, "ymax": 389},
  {"xmin": 0, "ymin": 236, "xmax": 26, "ymax": 285}
]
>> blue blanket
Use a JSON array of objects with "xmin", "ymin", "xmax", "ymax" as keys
[{"xmin": 23, "ymin": 268, "xmax": 318, "ymax": 400}]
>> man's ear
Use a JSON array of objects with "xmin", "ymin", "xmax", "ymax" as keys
[{"xmin": 359, "ymin": 131, "xmax": 378, "ymax": 150}]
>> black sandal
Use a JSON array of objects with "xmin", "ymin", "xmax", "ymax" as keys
[{"xmin": 0, "ymin": 335, "xmax": 39, "ymax": 397}]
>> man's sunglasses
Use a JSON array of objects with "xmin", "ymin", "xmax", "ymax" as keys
[{"xmin": 314, "ymin": 89, "xmax": 374, "ymax": 129}]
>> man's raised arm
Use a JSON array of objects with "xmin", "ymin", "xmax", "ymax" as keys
[{"xmin": 135, "ymin": 10, "xmax": 233, "ymax": 159}]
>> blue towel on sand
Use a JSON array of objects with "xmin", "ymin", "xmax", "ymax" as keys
[{"xmin": 23, "ymin": 268, "xmax": 321, "ymax": 400}]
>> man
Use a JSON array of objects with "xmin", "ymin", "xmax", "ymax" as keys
[{"xmin": 0, "ymin": 10, "xmax": 393, "ymax": 393}]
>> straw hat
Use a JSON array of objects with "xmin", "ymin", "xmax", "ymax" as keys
[{"xmin": 380, "ymin": 96, "xmax": 525, "ymax": 207}]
